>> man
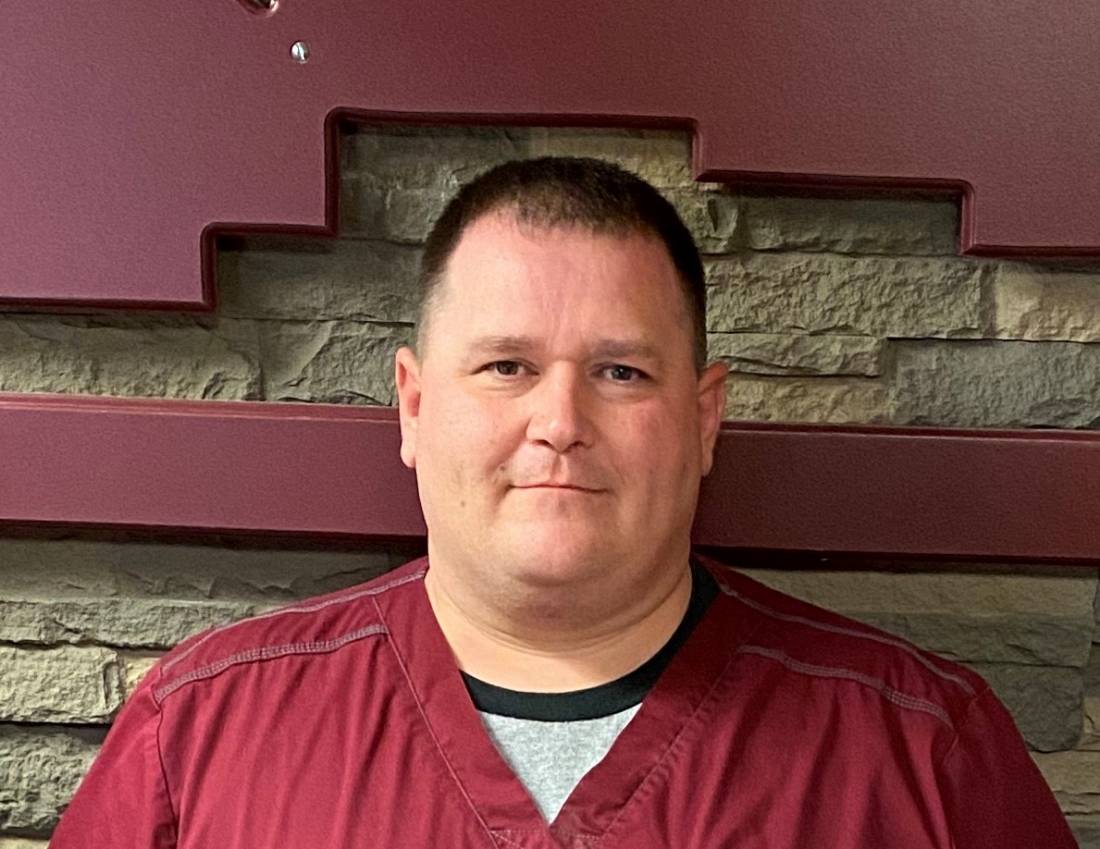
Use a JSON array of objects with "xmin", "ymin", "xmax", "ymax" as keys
[{"xmin": 52, "ymin": 157, "xmax": 1075, "ymax": 847}]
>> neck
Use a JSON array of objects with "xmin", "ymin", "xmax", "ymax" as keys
[{"xmin": 424, "ymin": 557, "xmax": 693, "ymax": 693}]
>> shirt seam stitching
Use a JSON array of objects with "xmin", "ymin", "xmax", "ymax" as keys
[
  {"xmin": 370, "ymin": 593, "xmax": 501, "ymax": 848},
  {"xmin": 160, "ymin": 568, "xmax": 425, "ymax": 674},
  {"xmin": 934, "ymin": 686, "xmax": 992, "ymax": 849},
  {"xmin": 715, "ymin": 576, "xmax": 976, "ymax": 696},
  {"xmin": 737, "ymin": 643, "xmax": 955, "ymax": 729},
  {"xmin": 934, "ymin": 683, "xmax": 990, "ymax": 770},
  {"xmin": 154, "ymin": 688, "xmax": 180, "ymax": 846},
  {"xmin": 588, "ymin": 651, "xmax": 741, "ymax": 848},
  {"xmin": 153, "ymin": 624, "xmax": 388, "ymax": 703}
]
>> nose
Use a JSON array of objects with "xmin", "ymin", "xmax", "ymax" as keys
[{"xmin": 525, "ymin": 365, "xmax": 593, "ymax": 453}]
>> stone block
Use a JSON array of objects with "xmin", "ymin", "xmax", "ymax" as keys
[
  {"xmin": 993, "ymin": 263, "xmax": 1100, "ymax": 342},
  {"xmin": 341, "ymin": 187, "xmax": 450, "ymax": 244},
  {"xmin": 970, "ymin": 663, "xmax": 1083, "ymax": 752},
  {"xmin": 724, "ymin": 375, "xmax": 892, "ymax": 424},
  {"xmin": 0, "ymin": 598, "xmax": 256, "ymax": 650},
  {"xmin": 708, "ymin": 333, "xmax": 882, "ymax": 377},
  {"xmin": 219, "ymin": 238, "xmax": 420, "ymax": 322},
  {"xmin": 341, "ymin": 126, "xmax": 718, "ymax": 248},
  {"xmin": 1083, "ymin": 642, "xmax": 1100, "ymax": 751},
  {"xmin": 661, "ymin": 188, "xmax": 739, "ymax": 254},
  {"xmin": 259, "ymin": 321, "xmax": 414, "ymax": 405},
  {"xmin": 740, "ymin": 192, "xmax": 959, "ymax": 255},
  {"xmin": 523, "ymin": 127, "xmax": 696, "ymax": 188},
  {"xmin": 0, "ymin": 536, "xmax": 405, "ymax": 603},
  {"xmin": 1069, "ymin": 815, "xmax": 1100, "ymax": 849},
  {"xmin": 864, "ymin": 613, "xmax": 1094, "ymax": 670},
  {"xmin": 706, "ymin": 254, "xmax": 982, "ymax": 338},
  {"xmin": 341, "ymin": 124, "xmax": 524, "ymax": 192},
  {"xmin": 0, "ymin": 647, "xmax": 123, "ymax": 724},
  {"xmin": 1088, "ymin": 695, "xmax": 1100, "ymax": 752},
  {"xmin": 739, "ymin": 567, "xmax": 1097, "ymax": 666},
  {"xmin": 1033, "ymin": 751, "xmax": 1100, "ymax": 816},
  {"xmin": 0, "ymin": 839, "xmax": 49, "ymax": 849},
  {"xmin": 891, "ymin": 340, "xmax": 1100, "ymax": 428},
  {"xmin": 120, "ymin": 653, "xmax": 161, "ymax": 699},
  {"xmin": 0, "ymin": 726, "xmax": 100, "ymax": 833},
  {"xmin": 345, "ymin": 182, "xmax": 734, "ymax": 257},
  {"xmin": 0, "ymin": 315, "xmax": 260, "ymax": 400}
]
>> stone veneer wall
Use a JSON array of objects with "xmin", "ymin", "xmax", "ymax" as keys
[{"xmin": 0, "ymin": 126, "xmax": 1097, "ymax": 847}]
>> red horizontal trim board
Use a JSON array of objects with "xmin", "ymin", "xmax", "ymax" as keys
[{"xmin": 1, "ymin": 394, "xmax": 1097, "ymax": 563}]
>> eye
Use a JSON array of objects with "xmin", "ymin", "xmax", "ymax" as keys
[
  {"xmin": 485, "ymin": 360, "xmax": 525, "ymax": 377},
  {"xmin": 602, "ymin": 364, "xmax": 646, "ymax": 382}
]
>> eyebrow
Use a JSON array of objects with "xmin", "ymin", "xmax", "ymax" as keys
[
  {"xmin": 466, "ymin": 335, "xmax": 662, "ymax": 362},
  {"xmin": 467, "ymin": 335, "xmax": 539, "ymax": 356},
  {"xmin": 589, "ymin": 339, "xmax": 662, "ymax": 361}
]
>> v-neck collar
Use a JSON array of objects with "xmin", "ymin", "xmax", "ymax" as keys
[{"xmin": 372, "ymin": 556, "xmax": 759, "ymax": 848}]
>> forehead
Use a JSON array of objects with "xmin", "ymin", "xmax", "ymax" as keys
[{"xmin": 429, "ymin": 212, "xmax": 689, "ymax": 342}]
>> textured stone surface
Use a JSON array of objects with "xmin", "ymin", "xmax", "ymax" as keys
[
  {"xmin": 709, "ymin": 332, "xmax": 882, "ymax": 376},
  {"xmin": 259, "ymin": 321, "xmax": 413, "ymax": 405},
  {"xmin": 891, "ymin": 340, "xmax": 1100, "ymax": 428},
  {"xmin": 1083, "ymin": 642, "xmax": 1100, "ymax": 751},
  {"xmin": 345, "ymin": 182, "xmax": 736, "ymax": 254},
  {"xmin": 219, "ymin": 238, "xmax": 420, "ymax": 323},
  {"xmin": 0, "ymin": 598, "xmax": 256, "ymax": 649},
  {"xmin": 662, "ymin": 188, "xmax": 739, "ymax": 254},
  {"xmin": 0, "ymin": 726, "xmax": 100, "ymax": 833},
  {"xmin": 706, "ymin": 254, "xmax": 983, "ymax": 337},
  {"xmin": 341, "ymin": 126, "xmax": 732, "ymax": 252},
  {"xmin": 340, "ymin": 125, "xmax": 517, "ymax": 240},
  {"xmin": 0, "ymin": 537, "xmax": 405, "ymax": 603},
  {"xmin": 741, "ymin": 192, "xmax": 959, "ymax": 255},
  {"xmin": 0, "ymin": 647, "xmax": 123, "ymax": 724},
  {"xmin": 859, "ymin": 613, "xmax": 1094, "ymax": 670},
  {"xmin": 1070, "ymin": 815, "xmax": 1100, "ymax": 849},
  {"xmin": 0, "ymin": 839, "xmax": 49, "ymax": 848},
  {"xmin": 342, "ymin": 186, "xmax": 450, "ymax": 244},
  {"xmin": 723, "ymin": 375, "xmax": 892, "ymax": 423},
  {"xmin": 970, "ymin": 663, "xmax": 1083, "ymax": 752},
  {"xmin": 0, "ymin": 315, "xmax": 260, "ymax": 400},
  {"xmin": 1034, "ymin": 751, "xmax": 1100, "ymax": 815},
  {"xmin": 522, "ymin": 127, "xmax": 696, "ymax": 188},
  {"xmin": 993, "ymin": 263, "xmax": 1100, "ymax": 342},
  {"xmin": 345, "ymin": 181, "xmax": 737, "ymax": 254},
  {"xmin": 740, "ymin": 568, "xmax": 1098, "ymax": 666},
  {"xmin": 120, "ymin": 653, "xmax": 161, "ymax": 699},
  {"xmin": 341, "ymin": 124, "xmax": 526, "ymax": 193}
]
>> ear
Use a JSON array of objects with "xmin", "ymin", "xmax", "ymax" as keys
[
  {"xmin": 394, "ymin": 346, "xmax": 423, "ymax": 470},
  {"xmin": 696, "ymin": 360, "xmax": 728, "ymax": 477}
]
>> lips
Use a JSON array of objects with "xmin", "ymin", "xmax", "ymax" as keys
[
  {"xmin": 512, "ymin": 482, "xmax": 604, "ymax": 492},
  {"xmin": 507, "ymin": 462, "xmax": 607, "ymax": 492}
]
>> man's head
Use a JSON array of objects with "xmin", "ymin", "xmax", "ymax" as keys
[
  {"xmin": 415, "ymin": 157, "xmax": 708, "ymax": 372},
  {"xmin": 395, "ymin": 156, "xmax": 726, "ymax": 623}
]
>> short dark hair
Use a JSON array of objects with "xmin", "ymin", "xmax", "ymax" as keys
[{"xmin": 416, "ymin": 156, "xmax": 708, "ymax": 370}]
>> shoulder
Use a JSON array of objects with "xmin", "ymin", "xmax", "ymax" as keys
[
  {"xmin": 147, "ymin": 557, "xmax": 428, "ymax": 705},
  {"xmin": 697, "ymin": 553, "xmax": 987, "ymax": 731}
]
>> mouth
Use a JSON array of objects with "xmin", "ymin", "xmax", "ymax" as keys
[{"xmin": 512, "ymin": 483, "xmax": 604, "ymax": 493}]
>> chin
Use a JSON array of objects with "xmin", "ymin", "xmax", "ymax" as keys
[{"xmin": 494, "ymin": 535, "xmax": 617, "ymax": 588}]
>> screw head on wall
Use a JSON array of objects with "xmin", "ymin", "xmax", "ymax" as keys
[{"xmin": 290, "ymin": 41, "xmax": 310, "ymax": 63}]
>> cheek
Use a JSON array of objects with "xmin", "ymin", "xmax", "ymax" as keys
[
  {"xmin": 616, "ymin": 405, "xmax": 699, "ymax": 483},
  {"xmin": 420, "ymin": 391, "xmax": 517, "ymax": 477}
]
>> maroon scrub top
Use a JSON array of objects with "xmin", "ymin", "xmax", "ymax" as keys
[{"xmin": 52, "ymin": 555, "xmax": 1076, "ymax": 848}]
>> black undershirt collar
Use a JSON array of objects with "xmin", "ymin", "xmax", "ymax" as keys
[{"xmin": 462, "ymin": 562, "xmax": 719, "ymax": 722}]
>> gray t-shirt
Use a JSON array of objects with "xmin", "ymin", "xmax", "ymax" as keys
[
  {"xmin": 479, "ymin": 705, "xmax": 641, "ymax": 822},
  {"xmin": 462, "ymin": 564, "xmax": 718, "ymax": 823}
]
